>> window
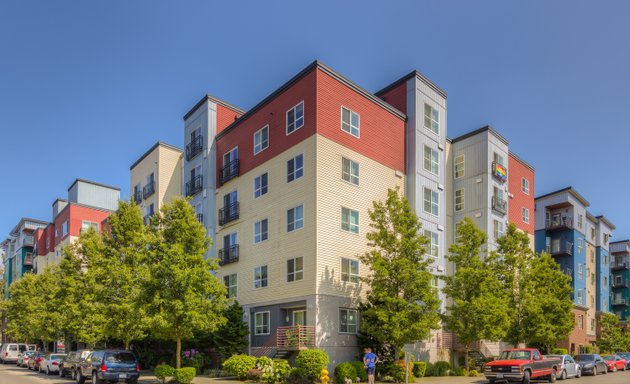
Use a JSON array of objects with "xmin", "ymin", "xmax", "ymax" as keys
[
  {"xmin": 61, "ymin": 221, "xmax": 69, "ymax": 237},
  {"xmin": 146, "ymin": 203, "xmax": 155, "ymax": 217},
  {"xmin": 578, "ymin": 214, "xmax": 583, "ymax": 229},
  {"xmin": 423, "ymin": 104, "xmax": 439, "ymax": 134},
  {"xmin": 254, "ymin": 219, "xmax": 268, "ymax": 243},
  {"xmin": 423, "ymin": 146, "xmax": 439, "ymax": 175},
  {"xmin": 591, "ymin": 318, "xmax": 595, "ymax": 331},
  {"xmin": 341, "ymin": 207, "xmax": 359, "ymax": 234},
  {"xmin": 577, "ymin": 314, "xmax": 583, "ymax": 329},
  {"xmin": 287, "ymin": 257, "xmax": 304, "ymax": 282},
  {"xmin": 590, "ymin": 249, "xmax": 595, "ymax": 263},
  {"xmin": 287, "ymin": 205, "xmax": 304, "ymax": 232},
  {"xmin": 522, "ymin": 208, "xmax": 530, "ymax": 224},
  {"xmin": 339, "ymin": 309, "xmax": 358, "ymax": 334},
  {"xmin": 493, "ymin": 152, "xmax": 505, "ymax": 166},
  {"xmin": 591, "ymin": 228, "xmax": 596, "ymax": 241},
  {"xmin": 431, "ymin": 275, "xmax": 439, "ymax": 287},
  {"xmin": 604, "ymin": 276, "xmax": 608, "ymax": 287},
  {"xmin": 591, "ymin": 295, "xmax": 595, "ymax": 308},
  {"xmin": 604, "ymin": 255, "xmax": 609, "ymax": 266},
  {"xmin": 521, "ymin": 178, "xmax": 530, "ymax": 195},
  {"xmin": 224, "ymin": 274, "xmax": 237, "ymax": 298},
  {"xmin": 424, "ymin": 230, "xmax": 439, "ymax": 258},
  {"xmin": 286, "ymin": 101, "xmax": 304, "ymax": 134},
  {"xmin": 195, "ymin": 204, "xmax": 203, "ymax": 223},
  {"xmin": 604, "ymin": 233, "xmax": 610, "ymax": 244},
  {"xmin": 342, "ymin": 157, "xmax": 359, "ymax": 185},
  {"xmin": 254, "ymin": 266, "xmax": 268, "ymax": 288},
  {"xmin": 287, "ymin": 154, "xmax": 304, "ymax": 182},
  {"xmin": 341, "ymin": 258, "xmax": 360, "ymax": 283},
  {"xmin": 341, "ymin": 107, "xmax": 360, "ymax": 137},
  {"xmin": 254, "ymin": 125, "xmax": 269, "ymax": 155},
  {"xmin": 455, "ymin": 189, "xmax": 464, "ymax": 212},
  {"xmin": 254, "ymin": 173, "xmax": 268, "ymax": 198},
  {"xmin": 423, "ymin": 188, "xmax": 439, "ymax": 216},
  {"xmin": 454, "ymin": 155, "xmax": 465, "ymax": 178},
  {"xmin": 255, "ymin": 312, "xmax": 270, "ymax": 335},
  {"xmin": 577, "ymin": 289, "xmax": 583, "ymax": 305},
  {"xmin": 494, "ymin": 220, "xmax": 504, "ymax": 239},
  {"xmin": 81, "ymin": 221, "xmax": 98, "ymax": 232},
  {"xmin": 578, "ymin": 264, "xmax": 583, "ymax": 280},
  {"xmin": 455, "ymin": 221, "xmax": 463, "ymax": 242},
  {"xmin": 577, "ymin": 238, "xmax": 583, "ymax": 253},
  {"xmin": 591, "ymin": 272, "xmax": 595, "ymax": 285}
]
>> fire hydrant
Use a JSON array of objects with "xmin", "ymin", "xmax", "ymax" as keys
[{"xmin": 321, "ymin": 368, "xmax": 330, "ymax": 384}]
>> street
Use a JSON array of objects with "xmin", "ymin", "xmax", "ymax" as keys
[{"xmin": 0, "ymin": 364, "xmax": 159, "ymax": 384}]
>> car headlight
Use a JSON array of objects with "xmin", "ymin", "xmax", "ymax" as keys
[
  {"xmin": 511, "ymin": 366, "xmax": 521, "ymax": 373},
  {"xmin": 484, "ymin": 366, "xmax": 492, "ymax": 372}
]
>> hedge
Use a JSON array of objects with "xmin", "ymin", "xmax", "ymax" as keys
[
  {"xmin": 154, "ymin": 364, "xmax": 174, "ymax": 383},
  {"xmin": 334, "ymin": 362, "xmax": 358, "ymax": 383},
  {"xmin": 296, "ymin": 349, "xmax": 330, "ymax": 380},
  {"xmin": 223, "ymin": 354, "xmax": 257, "ymax": 380},
  {"xmin": 352, "ymin": 361, "xmax": 368, "ymax": 382},
  {"xmin": 412, "ymin": 362, "xmax": 426, "ymax": 378},
  {"xmin": 174, "ymin": 367, "xmax": 196, "ymax": 384}
]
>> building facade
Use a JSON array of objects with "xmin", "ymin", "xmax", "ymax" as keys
[
  {"xmin": 610, "ymin": 240, "xmax": 630, "ymax": 321},
  {"xmin": 508, "ymin": 152, "xmax": 535, "ymax": 246}
]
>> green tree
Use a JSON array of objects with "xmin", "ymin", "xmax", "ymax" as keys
[
  {"xmin": 5, "ymin": 273, "xmax": 42, "ymax": 343},
  {"xmin": 442, "ymin": 218, "xmax": 509, "ymax": 371},
  {"xmin": 597, "ymin": 312, "xmax": 624, "ymax": 353},
  {"xmin": 144, "ymin": 198, "xmax": 228, "ymax": 368},
  {"xmin": 359, "ymin": 188, "xmax": 440, "ymax": 359},
  {"xmin": 212, "ymin": 301, "xmax": 249, "ymax": 360}
]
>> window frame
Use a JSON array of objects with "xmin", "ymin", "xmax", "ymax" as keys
[
  {"xmin": 341, "ymin": 157, "xmax": 359, "ymax": 185},
  {"xmin": 254, "ymin": 311, "xmax": 270, "ymax": 335},
  {"xmin": 287, "ymin": 204, "xmax": 304, "ymax": 232},
  {"xmin": 339, "ymin": 308, "xmax": 359, "ymax": 334},
  {"xmin": 424, "ymin": 230, "xmax": 439, "ymax": 258},
  {"xmin": 286, "ymin": 101, "xmax": 305, "ymax": 135},
  {"xmin": 454, "ymin": 155, "xmax": 465, "ymax": 178},
  {"xmin": 224, "ymin": 273, "xmax": 237, "ymax": 299},
  {"xmin": 254, "ymin": 219, "xmax": 268, "ymax": 244},
  {"xmin": 423, "ymin": 145, "xmax": 440, "ymax": 175},
  {"xmin": 522, "ymin": 207, "xmax": 530, "ymax": 224},
  {"xmin": 423, "ymin": 188, "xmax": 439, "ymax": 216},
  {"xmin": 423, "ymin": 103, "xmax": 439, "ymax": 135},
  {"xmin": 341, "ymin": 106, "xmax": 360, "ymax": 138},
  {"xmin": 287, "ymin": 257, "xmax": 304, "ymax": 282},
  {"xmin": 455, "ymin": 188, "xmax": 465, "ymax": 212},
  {"xmin": 521, "ymin": 178, "xmax": 530, "ymax": 195},
  {"xmin": 341, "ymin": 207, "xmax": 359, "ymax": 234},
  {"xmin": 253, "ymin": 173, "xmax": 268, "ymax": 199},
  {"xmin": 341, "ymin": 258, "xmax": 360, "ymax": 283},
  {"xmin": 253, "ymin": 265, "xmax": 268, "ymax": 289},
  {"xmin": 253, "ymin": 125, "xmax": 269, "ymax": 155},
  {"xmin": 287, "ymin": 154, "xmax": 304, "ymax": 183}
]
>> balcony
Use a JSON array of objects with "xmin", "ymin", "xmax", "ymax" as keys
[
  {"xmin": 133, "ymin": 189, "xmax": 142, "ymax": 204},
  {"xmin": 546, "ymin": 218, "xmax": 573, "ymax": 231},
  {"xmin": 22, "ymin": 236, "xmax": 34, "ymax": 247},
  {"xmin": 612, "ymin": 262, "xmax": 630, "ymax": 271},
  {"xmin": 220, "ymin": 159, "xmax": 240, "ymax": 185},
  {"xmin": 143, "ymin": 181, "xmax": 155, "ymax": 199},
  {"xmin": 219, "ymin": 202, "xmax": 239, "ymax": 226},
  {"xmin": 186, "ymin": 175, "xmax": 203, "ymax": 197},
  {"xmin": 612, "ymin": 299, "xmax": 628, "ymax": 307},
  {"xmin": 277, "ymin": 325, "xmax": 316, "ymax": 350},
  {"xmin": 186, "ymin": 135, "xmax": 204, "ymax": 161},
  {"xmin": 492, "ymin": 196, "xmax": 507, "ymax": 215},
  {"xmin": 492, "ymin": 161, "xmax": 508, "ymax": 182},
  {"xmin": 23, "ymin": 253, "xmax": 34, "ymax": 266},
  {"xmin": 197, "ymin": 213, "xmax": 204, "ymax": 224},
  {"xmin": 613, "ymin": 279, "xmax": 629, "ymax": 289},
  {"xmin": 561, "ymin": 267, "xmax": 573, "ymax": 277},
  {"xmin": 218, "ymin": 245, "xmax": 239, "ymax": 266},
  {"xmin": 546, "ymin": 241, "xmax": 573, "ymax": 256}
]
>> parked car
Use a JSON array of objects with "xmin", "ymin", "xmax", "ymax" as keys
[
  {"xmin": 616, "ymin": 352, "xmax": 630, "ymax": 369},
  {"xmin": 602, "ymin": 354, "xmax": 627, "ymax": 372},
  {"xmin": 27, "ymin": 351, "xmax": 45, "ymax": 371},
  {"xmin": 575, "ymin": 354, "xmax": 608, "ymax": 375},
  {"xmin": 38, "ymin": 353, "xmax": 66, "ymax": 375},
  {"xmin": 0, "ymin": 343, "xmax": 28, "ymax": 364},
  {"xmin": 483, "ymin": 348, "xmax": 561, "ymax": 383},
  {"xmin": 75, "ymin": 350, "xmax": 140, "ymax": 384},
  {"xmin": 59, "ymin": 349, "xmax": 92, "ymax": 379},
  {"xmin": 17, "ymin": 351, "xmax": 35, "ymax": 367},
  {"xmin": 544, "ymin": 354, "xmax": 581, "ymax": 380}
]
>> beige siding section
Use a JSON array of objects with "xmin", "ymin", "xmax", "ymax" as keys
[
  {"xmin": 157, "ymin": 146, "xmax": 183, "ymax": 205},
  {"xmin": 216, "ymin": 136, "xmax": 318, "ymax": 306},
  {"xmin": 315, "ymin": 134, "xmax": 405, "ymax": 300}
]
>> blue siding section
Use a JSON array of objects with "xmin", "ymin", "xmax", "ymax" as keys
[{"xmin": 596, "ymin": 247, "xmax": 610, "ymax": 312}]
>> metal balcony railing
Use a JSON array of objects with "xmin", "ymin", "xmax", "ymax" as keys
[
  {"xmin": 547, "ymin": 241, "xmax": 573, "ymax": 256},
  {"xmin": 612, "ymin": 299, "xmax": 628, "ymax": 307},
  {"xmin": 218, "ymin": 245, "xmax": 239, "ymax": 266},
  {"xmin": 546, "ymin": 218, "xmax": 573, "ymax": 231},
  {"xmin": 492, "ymin": 161, "xmax": 508, "ymax": 182},
  {"xmin": 220, "ymin": 159, "xmax": 240, "ymax": 185},
  {"xmin": 22, "ymin": 236, "xmax": 34, "ymax": 247},
  {"xmin": 612, "ymin": 262, "xmax": 630, "ymax": 271},
  {"xmin": 133, "ymin": 189, "xmax": 142, "ymax": 203},
  {"xmin": 23, "ymin": 254, "xmax": 34, "ymax": 266},
  {"xmin": 186, "ymin": 175, "xmax": 203, "ymax": 197},
  {"xmin": 492, "ymin": 196, "xmax": 507, "ymax": 215},
  {"xmin": 143, "ymin": 181, "xmax": 155, "ymax": 199},
  {"xmin": 612, "ymin": 279, "xmax": 630, "ymax": 288},
  {"xmin": 196, "ymin": 213, "xmax": 204, "ymax": 224},
  {"xmin": 219, "ymin": 202, "xmax": 239, "ymax": 226},
  {"xmin": 186, "ymin": 135, "xmax": 204, "ymax": 161}
]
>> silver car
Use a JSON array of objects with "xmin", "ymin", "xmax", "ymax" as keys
[
  {"xmin": 546, "ymin": 354, "xmax": 581, "ymax": 380},
  {"xmin": 39, "ymin": 353, "xmax": 67, "ymax": 375}
]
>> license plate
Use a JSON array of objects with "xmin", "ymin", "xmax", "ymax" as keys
[
  {"xmin": 119, "ymin": 374, "xmax": 128, "ymax": 379},
  {"xmin": 496, "ymin": 373, "xmax": 504, "ymax": 379}
]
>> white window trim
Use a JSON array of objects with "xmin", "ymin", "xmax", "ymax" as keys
[
  {"xmin": 286, "ymin": 101, "xmax": 305, "ymax": 136},
  {"xmin": 340, "ymin": 106, "xmax": 360, "ymax": 138},
  {"xmin": 339, "ymin": 308, "xmax": 359, "ymax": 334},
  {"xmin": 253, "ymin": 173, "xmax": 268, "ymax": 199},
  {"xmin": 341, "ymin": 207, "xmax": 360, "ymax": 234},
  {"xmin": 341, "ymin": 258, "xmax": 360, "ymax": 283},
  {"xmin": 423, "ymin": 188, "xmax": 440, "ymax": 217},
  {"xmin": 287, "ymin": 256, "xmax": 304, "ymax": 283},
  {"xmin": 224, "ymin": 273, "xmax": 237, "ymax": 299},
  {"xmin": 253, "ymin": 125, "xmax": 269, "ymax": 155},
  {"xmin": 455, "ymin": 188, "xmax": 465, "ymax": 212},
  {"xmin": 254, "ymin": 311, "xmax": 270, "ymax": 335},
  {"xmin": 522, "ymin": 207, "xmax": 530, "ymax": 224},
  {"xmin": 423, "ymin": 103, "xmax": 440, "ymax": 135},
  {"xmin": 253, "ymin": 219, "xmax": 268, "ymax": 244},
  {"xmin": 424, "ymin": 230, "xmax": 439, "ymax": 259},
  {"xmin": 455, "ymin": 155, "xmax": 465, "ymax": 178},
  {"xmin": 423, "ymin": 145, "xmax": 439, "ymax": 176},
  {"xmin": 341, "ymin": 157, "xmax": 360, "ymax": 186},
  {"xmin": 223, "ymin": 146, "xmax": 239, "ymax": 166},
  {"xmin": 287, "ymin": 204, "xmax": 305, "ymax": 233},
  {"xmin": 253, "ymin": 266, "xmax": 268, "ymax": 289},
  {"xmin": 287, "ymin": 154, "xmax": 304, "ymax": 183},
  {"xmin": 521, "ymin": 177, "xmax": 530, "ymax": 195}
]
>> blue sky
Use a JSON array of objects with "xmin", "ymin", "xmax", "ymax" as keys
[{"xmin": 1, "ymin": 1, "xmax": 629, "ymax": 238}]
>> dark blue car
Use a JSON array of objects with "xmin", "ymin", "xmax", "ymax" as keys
[{"xmin": 75, "ymin": 350, "xmax": 139, "ymax": 384}]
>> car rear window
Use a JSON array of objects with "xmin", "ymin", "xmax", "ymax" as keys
[
  {"xmin": 576, "ymin": 354, "xmax": 594, "ymax": 361},
  {"xmin": 106, "ymin": 352, "xmax": 136, "ymax": 363},
  {"xmin": 9, "ymin": 345, "xmax": 17, "ymax": 351}
]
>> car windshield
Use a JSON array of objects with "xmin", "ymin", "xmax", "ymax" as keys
[
  {"xmin": 575, "ymin": 354, "xmax": 594, "ymax": 362},
  {"xmin": 603, "ymin": 356, "xmax": 615, "ymax": 361},
  {"xmin": 618, "ymin": 353, "xmax": 630, "ymax": 359},
  {"xmin": 105, "ymin": 352, "xmax": 135, "ymax": 363},
  {"xmin": 50, "ymin": 354, "xmax": 66, "ymax": 360},
  {"xmin": 499, "ymin": 350, "xmax": 531, "ymax": 360}
]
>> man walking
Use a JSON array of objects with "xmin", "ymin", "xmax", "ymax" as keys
[{"xmin": 363, "ymin": 347, "xmax": 378, "ymax": 384}]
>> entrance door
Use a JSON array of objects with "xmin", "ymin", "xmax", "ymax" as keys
[{"xmin": 292, "ymin": 310, "xmax": 306, "ymax": 326}]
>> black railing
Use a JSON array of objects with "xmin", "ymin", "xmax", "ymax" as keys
[
  {"xmin": 197, "ymin": 213, "xmax": 204, "ymax": 224},
  {"xmin": 612, "ymin": 299, "xmax": 628, "ymax": 307},
  {"xmin": 612, "ymin": 262, "xmax": 630, "ymax": 271},
  {"xmin": 186, "ymin": 135, "xmax": 203, "ymax": 161},
  {"xmin": 220, "ymin": 159, "xmax": 240, "ymax": 185},
  {"xmin": 219, "ymin": 202, "xmax": 240, "ymax": 225},
  {"xmin": 546, "ymin": 218, "xmax": 573, "ymax": 231},
  {"xmin": 612, "ymin": 279, "xmax": 629, "ymax": 289},
  {"xmin": 492, "ymin": 196, "xmax": 507, "ymax": 215},
  {"xmin": 186, "ymin": 175, "xmax": 203, "ymax": 197},
  {"xmin": 546, "ymin": 241, "xmax": 573, "ymax": 256},
  {"xmin": 143, "ymin": 181, "xmax": 155, "ymax": 199},
  {"xmin": 218, "ymin": 245, "xmax": 239, "ymax": 266},
  {"xmin": 133, "ymin": 189, "xmax": 142, "ymax": 203}
]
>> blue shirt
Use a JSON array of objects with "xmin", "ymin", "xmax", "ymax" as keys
[{"xmin": 364, "ymin": 352, "xmax": 377, "ymax": 368}]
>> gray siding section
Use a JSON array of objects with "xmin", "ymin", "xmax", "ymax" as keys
[{"xmin": 69, "ymin": 181, "xmax": 119, "ymax": 211}]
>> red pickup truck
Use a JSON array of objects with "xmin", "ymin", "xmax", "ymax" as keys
[{"xmin": 483, "ymin": 348, "xmax": 561, "ymax": 383}]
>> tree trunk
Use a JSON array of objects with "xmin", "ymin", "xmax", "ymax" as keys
[
  {"xmin": 124, "ymin": 339, "xmax": 130, "ymax": 351},
  {"xmin": 464, "ymin": 345, "xmax": 470, "ymax": 371},
  {"xmin": 176, "ymin": 337, "xmax": 182, "ymax": 369}
]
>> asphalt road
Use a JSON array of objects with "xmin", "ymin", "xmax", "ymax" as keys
[{"xmin": 0, "ymin": 364, "xmax": 157, "ymax": 384}]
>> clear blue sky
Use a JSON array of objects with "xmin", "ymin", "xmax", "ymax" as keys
[{"xmin": 1, "ymin": 1, "xmax": 629, "ymax": 238}]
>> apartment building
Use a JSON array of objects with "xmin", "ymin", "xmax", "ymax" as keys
[
  {"xmin": 534, "ymin": 187, "xmax": 614, "ymax": 353},
  {"xmin": 610, "ymin": 240, "xmax": 630, "ymax": 321},
  {"xmin": 508, "ymin": 152, "xmax": 535, "ymax": 246},
  {"xmin": 34, "ymin": 179, "xmax": 120, "ymax": 273},
  {"xmin": 130, "ymin": 142, "xmax": 183, "ymax": 222}
]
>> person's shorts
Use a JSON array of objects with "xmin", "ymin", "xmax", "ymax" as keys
[{"xmin": 366, "ymin": 367, "xmax": 376, "ymax": 375}]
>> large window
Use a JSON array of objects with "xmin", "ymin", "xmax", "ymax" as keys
[
  {"xmin": 254, "ymin": 173, "xmax": 268, "ymax": 198},
  {"xmin": 339, "ymin": 309, "xmax": 358, "ymax": 334},
  {"xmin": 455, "ymin": 189, "xmax": 465, "ymax": 212},
  {"xmin": 521, "ymin": 178, "xmax": 530, "ymax": 195},
  {"xmin": 423, "ymin": 188, "xmax": 439, "ymax": 216},
  {"xmin": 342, "ymin": 157, "xmax": 359, "ymax": 185},
  {"xmin": 493, "ymin": 220, "xmax": 504, "ymax": 239},
  {"xmin": 81, "ymin": 221, "xmax": 99, "ymax": 232},
  {"xmin": 287, "ymin": 154, "xmax": 304, "ymax": 182},
  {"xmin": 287, "ymin": 205, "xmax": 304, "ymax": 232},
  {"xmin": 224, "ymin": 274, "xmax": 237, "ymax": 298},
  {"xmin": 522, "ymin": 207, "xmax": 530, "ymax": 224},
  {"xmin": 424, "ymin": 104, "xmax": 439, "ymax": 134},
  {"xmin": 577, "ymin": 289, "xmax": 584, "ymax": 306},
  {"xmin": 341, "ymin": 107, "xmax": 360, "ymax": 137},
  {"xmin": 455, "ymin": 155, "xmax": 465, "ymax": 178},
  {"xmin": 287, "ymin": 257, "xmax": 304, "ymax": 282},
  {"xmin": 254, "ymin": 125, "xmax": 269, "ymax": 155},
  {"xmin": 424, "ymin": 230, "xmax": 439, "ymax": 258},
  {"xmin": 286, "ymin": 101, "xmax": 304, "ymax": 135},
  {"xmin": 61, "ymin": 220, "xmax": 69, "ymax": 237},
  {"xmin": 255, "ymin": 312, "xmax": 270, "ymax": 335},
  {"xmin": 254, "ymin": 219, "xmax": 268, "ymax": 244},
  {"xmin": 341, "ymin": 258, "xmax": 359, "ymax": 283},
  {"xmin": 254, "ymin": 266, "xmax": 268, "ymax": 289},
  {"xmin": 341, "ymin": 207, "xmax": 359, "ymax": 234},
  {"xmin": 423, "ymin": 146, "xmax": 439, "ymax": 175}
]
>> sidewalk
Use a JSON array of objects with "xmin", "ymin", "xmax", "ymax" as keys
[{"xmin": 138, "ymin": 376, "xmax": 486, "ymax": 384}]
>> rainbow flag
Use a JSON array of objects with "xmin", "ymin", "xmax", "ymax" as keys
[{"xmin": 494, "ymin": 163, "xmax": 507, "ymax": 181}]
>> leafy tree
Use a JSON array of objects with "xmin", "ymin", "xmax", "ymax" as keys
[
  {"xmin": 212, "ymin": 301, "xmax": 249, "ymax": 360},
  {"xmin": 359, "ymin": 187, "xmax": 440, "ymax": 359},
  {"xmin": 144, "ymin": 198, "xmax": 228, "ymax": 368},
  {"xmin": 597, "ymin": 312, "xmax": 624, "ymax": 353},
  {"xmin": 5, "ymin": 273, "xmax": 42, "ymax": 343},
  {"xmin": 442, "ymin": 218, "xmax": 509, "ymax": 371}
]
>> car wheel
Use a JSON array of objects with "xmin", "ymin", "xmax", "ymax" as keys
[
  {"xmin": 523, "ymin": 370, "xmax": 531, "ymax": 384},
  {"xmin": 76, "ymin": 369, "xmax": 86, "ymax": 384},
  {"xmin": 71, "ymin": 369, "xmax": 76, "ymax": 380},
  {"xmin": 593, "ymin": 366, "xmax": 597, "ymax": 376},
  {"xmin": 92, "ymin": 372, "xmax": 103, "ymax": 384},
  {"xmin": 548, "ymin": 369, "xmax": 557, "ymax": 383},
  {"xmin": 560, "ymin": 369, "xmax": 567, "ymax": 380},
  {"xmin": 623, "ymin": 364, "xmax": 627, "ymax": 371},
  {"xmin": 576, "ymin": 367, "xmax": 581, "ymax": 378}
]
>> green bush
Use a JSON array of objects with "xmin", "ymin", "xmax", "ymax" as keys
[
  {"xmin": 223, "ymin": 354, "xmax": 257, "ymax": 380},
  {"xmin": 412, "ymin": 362, "xmax": 427, "ymax": 378},
  {"xmin": 583, "ymin": 345, "xmax": 594, "ymax": 353},
  {"xmin": 273, "ymin": 359, "xmax": 292, "ymax": 383},
  {"xmin": 352, "ymin": 361, "xmax": 368, "ymax": 382},
  {"xmin": 388, "ymin": 363, "xmax": 406, "ymax": 383},
  {"xmin": 433, "ymin": 361, "xmax": 450, "ymax": 376},
  {"xmin": 468, "ymin": 369, "xmax": 478, "ymax": 377},
  {"xmin": 296, "ymin": 349, "xmax": 330, "ymax": 380},
  {"xmin": 287, "ymin": 368, "xmax": 314, "ymax": 384},
  {"xmin": 174, "ymin": 367, "xmax": 196, "ymax": 384},
  {"xmin": 335, "ymin": 362, "xmax": 358, "ymax": 384},
  {"xmin": 423, "ymin": 363, "xmax": 434, "ymax": 377},
  {"xmin": 551, "ymin": 348, "xmax": 569, "ymax": 355},
  {"xmin": 154, "ymin": 364, "xmax": 175, "ymax": 383},
  {"xmin": 449, "ymin": 366, "xmax": 465, "ymax": 376},
  {"xmin": 257, "ymin": 356, "xmax": 275, "ymax": 383}
]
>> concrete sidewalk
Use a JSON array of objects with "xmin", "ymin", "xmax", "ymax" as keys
[{"xmin": 140, "ymin": 376, "xmax": 486, "ymax": 384}]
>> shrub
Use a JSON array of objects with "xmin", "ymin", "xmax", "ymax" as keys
[
  {"xmin": 583, "ymin": 345, "xmax": 594, "ymax": 353},
  {"xmin": 412, "ymin": 362, "xmax": 426, "ymax": 378},
  {"xmin": 468, "ymin": 369, "xmax": 478, "ymax": 377},
  {"xmin": 296, "ymin": 349, "xmax": 330, "ymax": 380},
  {"xmin": 433, "ymin": 361, "xmax": 450, "ymax": 376},
  {"xmin": 223, "ymin": 354, "xmax": 257, "ymax": 380},
  {"xmin": 207, "ymin": 369, "xmax": 230, "ymax": 378},
  {"xmin": 388, "ymin": 363, "xmax": 406, "ymax": 383},
  {"xmin": 450, "ymin": 367, "xmax": 465, "ymax": 376},
  {"xmin": 423, "ymin": 363, "xmax": 434, "ymax": 377},
  {"xmin": 287, "ymin": 368, "xmax": 314, "ymax": 384},
  {"xmin": 352, "ymin": 361, "xmax": 368, "ymax": 382},
  {"xmin": 154, "ymin": 364, "xmax": 175, "ymax": 383},
  {"xmin": 273, "ymin": 359, "xmax": 292, "ymax": 383},
  {"xmin": 552, "ymin": 348, "xmax": 568, "ymax": 355},
  {"xmin": 174, "ymin": 367, "xmax": 196, "ymax": 384},
  {"xmin": 335, "ymin": 362, "xmax": 358, "ymax": 384}
]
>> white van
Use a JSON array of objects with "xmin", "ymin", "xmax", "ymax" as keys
[{"xmin": 0, "ymin": 343, "xmax": 28, "ymax": 363}]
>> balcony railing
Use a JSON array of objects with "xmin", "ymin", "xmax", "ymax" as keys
[
  {"xmin": 492, "ymin": 196, "xmax": 507, "ymax": 215},
  {"xmin": 220, "ymin": 159, "xmax": 240, "ymax": 185},
  {"xmin": 186, "ymin": 175, "xmax": 203, "ymax": 197},
  {"xmin": 22, "ymin": 236, "xmax": 34, "ymax": 247},
  {"xmin": 143, "ymin": 181, "xmax": 155, "ymax": 199},
  {"xmin": 23, "ymin": 254, "xmax": 34, "ymax": 266},
  {"xmin": 219, "ymin": 202, "xmax": 240, "ymax": 226},
  {"xmin": 546, "ymin": 218, "xmax": 573, "ymax": 231},
  {"xmin": 546, "ymin": 241, "xmax": 573, "ymax": 256},
  {"xmin": 277, "ymin": 325, "xmax": 316, "ymax": 350},
  {"xmin": 197, "ymin": 213, "xmax": 204, "ymax": 224},
  {"xmin": 613, "ymin": 279, "xmax": 629, "ymax": 288},
  {"xmin": 218, "ymin": 245, "xmax": 239, "ymax": 266},
  {"xmin": 612, "ymin": 262, "xmax": 630, "ymax": 271},
  {"xmin": 612, "ymin": 299, "xmax": 628, "ymax": 307},
  {"xmin": 492, "ymin": 161, "xmax": 508, "ymax": 182},
  {"xmin": 186, "ymin": 135, "xmax": 204, "ymax": 161},
  {"xmin": 133, "ymin": 189, "xmax": 142, "ymax": 203},
  {"xmin": 561, "ymin": 267, "xmax": 573, "ymax": 277}
]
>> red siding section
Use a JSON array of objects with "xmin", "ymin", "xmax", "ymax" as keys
[
  {"xmin": 52, "ymin": 204, "xmax": 111, "ymax": 247},
  {"xmin": 508, "ymin": 153, "xmax": 535, "ymax": 234},
  {"xmin": 36, "ymin": 225, "xmax": 55, "ymax": 256},
  {"xmin": 216, "ymin": 104, "xmax": 244, "ymax": 134},
  {"xmin": 316, "ymin": 69, "xmax": 405, "ymax": 173},
  {"xmin": 377, "ymin": 82, "xmax": 407, "ymax": 115}
]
